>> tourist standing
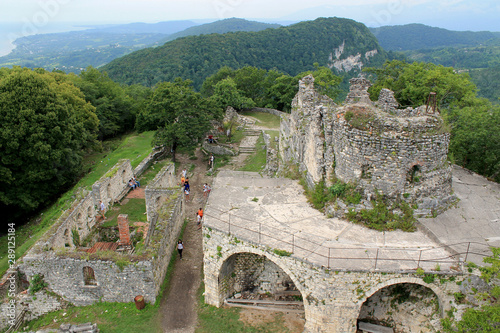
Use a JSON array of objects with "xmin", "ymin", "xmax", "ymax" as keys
[
  {"xmin": 197, "ymin": 208, "xmax": 203, "ymax": 229},
  {"xmin": 99, "ymin": 200, "xmax": 106, "ymax": 219},
  {"xmin": 177, "ymin": 239, "xmax": 184, "ymax": 260}
]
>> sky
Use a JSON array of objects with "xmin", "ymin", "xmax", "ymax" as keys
[{"xmin": 1, "ymin": 0, "xmax": 499, "ymax": 55}]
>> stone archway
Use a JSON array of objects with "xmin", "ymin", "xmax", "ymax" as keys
[{"xmin": 358, "ymin": 281, "xmax": 444, "ymax": 332}]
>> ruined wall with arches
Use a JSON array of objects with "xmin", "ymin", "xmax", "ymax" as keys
[{"xmin": 203, "ymin": 226, "xmax": 463, "ymax": 333}]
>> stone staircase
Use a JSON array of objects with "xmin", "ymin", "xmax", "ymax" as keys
[{"xmin": 238, "ymin": 129, "xmax": 261, "ymax": 154}]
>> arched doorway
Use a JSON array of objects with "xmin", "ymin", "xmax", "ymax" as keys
[
  {"xmin": 358, "ymin": 283, "xmax": 441, "ymax": 332},
  {"xmin": 218, "ymin": 253, "xmax": 305, "ymax": 317}
]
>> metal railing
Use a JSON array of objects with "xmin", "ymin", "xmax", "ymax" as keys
[{"xmin": 204, "ymin": 208, "xmax": 492, "ymax": 273}]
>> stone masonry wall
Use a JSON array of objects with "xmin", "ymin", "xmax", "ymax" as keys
[
  {"xmin": 92, "ymin": 159, "xmax": 134, "ymax": 205},
  {"xmin": 20, "ymin": 254, "xmax": 156, "ymax": 305},
  {"xmin": 49, "ymin": 192, "xmax": 97, "ymax": 249},
  {"xmin": 144, "ymin": 163, "xmax": 176, "ymax": 223},
  {"xmin": 203, "ymin": 226, "xmax": 462, "ymax": 333},
  {"xmin": 280, "ymin": 75, "xmax": 454, "ymax": 211}
]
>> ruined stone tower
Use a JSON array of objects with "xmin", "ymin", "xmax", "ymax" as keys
[{"xmin": 280, "ymin": 75, "xmax": 455, "ymax": 215}]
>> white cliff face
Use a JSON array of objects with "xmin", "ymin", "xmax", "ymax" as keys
[{"xmin": 328, "ymin": 40, "xmax": 378, "ymax": 72}]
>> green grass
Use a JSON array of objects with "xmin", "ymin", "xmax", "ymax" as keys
[
  {"xmin": 23, "ymin": 220, "xmax": 189, "ymax": 333},
  {"xmin": 101, "ymin": 199, "xmax": 147, "ymax": 228},
  {"xmin": 0, "ymin": 131, "xmax": 155, "ymax": 277},
  {"xmin": 240, "ymin": 111, "xmax": 281, "ymax": 129},
  {"xmin": 238, "ymin": 134, "xmax": 267, "ymax": 172}
]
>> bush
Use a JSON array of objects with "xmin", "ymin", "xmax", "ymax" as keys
[{"xmin": 30, "ymin": 274, "xmax": 47, "ymax": 295}]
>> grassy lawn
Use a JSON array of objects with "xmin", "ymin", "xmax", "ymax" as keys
[
  {"xmin": 240, "ymin": 111, "xmax": 281, "ymax": 129},
  {"xmin": 0, "ymin": 131, "xmax": 155, "ymax": 277},
  {"xmin": 101, "ymin": 199, "xmax": 147, "ymax": 228},
  {"xmin": 238, "ymin": 134, "xmax": 267, "ymax": 172},
  {"xmin": 136, "ymin": 159, "xmax": 172, "ymax": 187}
]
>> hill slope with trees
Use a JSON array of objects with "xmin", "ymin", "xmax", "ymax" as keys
[
  {"xmin": 102, "ymin": 17, "xmax": 388, "ymax": 88},
  {"xmin": 371, "ymin": 24, "xmax": 500, "ymax": 51},
  {"xmin": 159, "ymin": 18, "xmax": 281, "ymax": 44}
]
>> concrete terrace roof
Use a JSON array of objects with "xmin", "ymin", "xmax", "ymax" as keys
[{"xmin": 204, "ymin": 170, "xmax": 472, "ymax": 273}]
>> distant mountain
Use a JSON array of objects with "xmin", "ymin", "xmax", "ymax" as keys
[
  {"xmin": 370, "ymin": 24, "xmax": 500, "ymax": 51},
  {"xmin": 0, "ymin": 18, "xmax": 284, "ymax": 74},
  {"xmin": 89, "ymin": 20, "xmax": 199, "ymax": 34},
  {"xmin": 160, "ymin": 18, "xmax": 281, "ymax": 43},
  {"xmin": 0, "ymin": 31, "xmax": 167, "ymax": 73},
  {"xmin": 102, "ymin": 17, "xmax": 388, "ymax": 88}
]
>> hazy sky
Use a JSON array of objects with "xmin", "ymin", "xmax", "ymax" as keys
[{"xmin": 2, "ymin": 0, "xmax": 499, "ymax": 31}]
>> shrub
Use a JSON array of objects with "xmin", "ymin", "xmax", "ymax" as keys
[{"xmin": 30, "ymin": 274, "xmax": 47, "ymax": 294}]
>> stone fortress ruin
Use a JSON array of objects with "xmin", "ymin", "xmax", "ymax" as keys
[
  {"xmin": 280, "ymin": 75, "xmax": 455, "ymax": 217},
  {"xmin": 201, "ymin": 75, "xmax": 500, "ymax": 332},
  {"xmin": 1, "ymin": 149, "xmax": 185, "ymax": 329},
  {"xmin": 1, "ymin": 75, "xmax": 499, "ymax": 333}
]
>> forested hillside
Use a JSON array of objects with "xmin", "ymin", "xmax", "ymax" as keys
[
  {"xmin": 159, "ymin": 18, "xmax": 280, "ymax": 44},
  {"xmin": 102, "ymin": 17, "xmax": 388, "ymax": 88},
  {"xmin": 371, "ymin": 24, "xmax": 500, "ymax": 51}
]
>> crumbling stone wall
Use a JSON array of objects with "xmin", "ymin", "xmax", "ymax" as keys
[
  {"xmin": 92, "ymin": 159, "xmax": 134, "ymax": 205},
  {"xmin": 144, "ymin": 163, "xmax": 176, "ymax": 223},
  {"xmin": 50, "ymin": 192, "xmax": 96, "ymax": 249},
  {"xmin": 219, "ymin": 253, "xmax": 295, "ymax": 299},
  {"xmin": 280, "ymin": 75, "xmax": 454, "ymax": 212}
]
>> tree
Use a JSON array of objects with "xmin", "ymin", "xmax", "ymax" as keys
[
  {"xmin": 69, "ymin": 66, "xmax": 137, "ymax": 140},
  {"xmin": 365, "ymin": 60, "xmax": 477, "ymax": 108},
  {"xmin": 445, "ymin": 102, "xmax": 500, "ymax": 182},
  {"xmin": 136, "ymin": 78, "xmax": 220, "ymax": 161},
  {"xmin": 0, "ymin": 67, "xmax": 98, "ymax": 220},
  {"xmin": 209, "ymin": 77, "xmax": 255, "ymax": 111}
]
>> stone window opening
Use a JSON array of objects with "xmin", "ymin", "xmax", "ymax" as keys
[
  {"xmin": 122, "ymin": 169, "xmax": 127, "ymax": 183},
  {"xmin": 361, "ymin": 164, "xmax": 373, "ymax": 179},
  {"xmin": 407, "ymin": 165, "xmax": 422, "ymax": 184},
  {"xmin": 83, "ymin": 266, "xmax": 97, "ymax": 286}
]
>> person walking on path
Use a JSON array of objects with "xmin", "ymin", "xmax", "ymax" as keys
[
  {"xmin": 184, "ymin": 187, "xmax": 190, "ymax": 201},
  {"xmin": 208, "ymin": 154, "xmax": 214, "ymax": 169},
  {"xmin": 177, "ymin": 239, "xmax": 184, "ymax": 260},
  {"xmin": 99, "ymin": 200, "xmax": 106, "ymax": 219},
  {"xmin": 203, "ymin": 183, "xmax": 211, "ymax": 198},
  {"xmin": 182, "ymin": 168, "xmax": 187, "ymax": 178},
  {"xmin": 196, "ymin": 208, "xmax": 203, "ymax": 229}
]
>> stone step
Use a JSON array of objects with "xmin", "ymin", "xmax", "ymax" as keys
[
  {"xmin": 244, "ymin": 130, "xmax": 261, "ymax": 136},
  {"xmin": 239, "ymin": 147, "xmax": 256, "ymax": 154}
]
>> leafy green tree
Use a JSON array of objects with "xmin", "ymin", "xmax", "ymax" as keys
[
  {"xmin": 365, "ymin": 60, "xmax": 477, "ymax": 108},
  {"xmin": 209, "ymin": 77, "xmax": 255, "ymax": 111},
  {"xmin": 0, "ymin": 67, "xmax": 98, "ymax": 220},
  {"xmin": 136, "ymin": 78, "xmax": 220, "ymax": 161},
  {"xmin": 69, "ymin": 67, "xmax": 136, "ymax": 139},
  {"xmin": 445, "ymin": 102, "xmax": 500, "ymax": 182}
]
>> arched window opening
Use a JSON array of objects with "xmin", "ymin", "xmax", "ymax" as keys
[
  {"xmin": 83, "ymin": 266, "xmax": 97, "ymax": 286},
  {"xmin": 407, "ymin": 165, "xmax": 422, "ymax": 184}
]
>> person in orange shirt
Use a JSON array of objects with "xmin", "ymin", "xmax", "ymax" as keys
[
  {"xmin": 197, "ymin": 208, "xmax": 203, "ymax": 229},
  {"xmin": 180, "ymin": 175, "xmax": 185, "ymax": 186}
]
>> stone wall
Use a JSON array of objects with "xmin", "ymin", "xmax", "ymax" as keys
[
  {"xmin": 20, "ymin": 254, "xmax": 156, "ymax": 305},
  {"xmin": 144, "ymin": 163, "xmax": 177, "ymax": 223},
  {"xmin": 202, "ymin": 142, "xmax": 235, "ymax": 156},
  {"xmin": 92, "ymin": 159, "xmax": 134, "ymax": 205},
  {"xmin": 243, "ymin": 107, "xmax": 287, "ymax": 118},
  {"xmin": 0, "ymin": 291, "xmax": 62, "ymax": 331},
  {"xmin": 203, "ymin": 226, "xmax": 463, "ymax": 333},
  {"xmin": 219, "ymin": 252, "xmax": 294, "ymax": 298},
  {"xmin": 280, "ymin": 75, "xmax": 454, "ymax": 211},
  {"xmin": 49, "ymin": 192, "xmax": 96, "ymax": 249}
]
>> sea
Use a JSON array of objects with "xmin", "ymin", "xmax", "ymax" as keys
[{"xmin": 0, "ymin": 22, "xmax": 88, "ymax": 57}]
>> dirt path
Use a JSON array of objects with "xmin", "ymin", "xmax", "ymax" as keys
[{"xmin": 159, "ymin": 149, "xmax": 211, "ymax": 333}]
